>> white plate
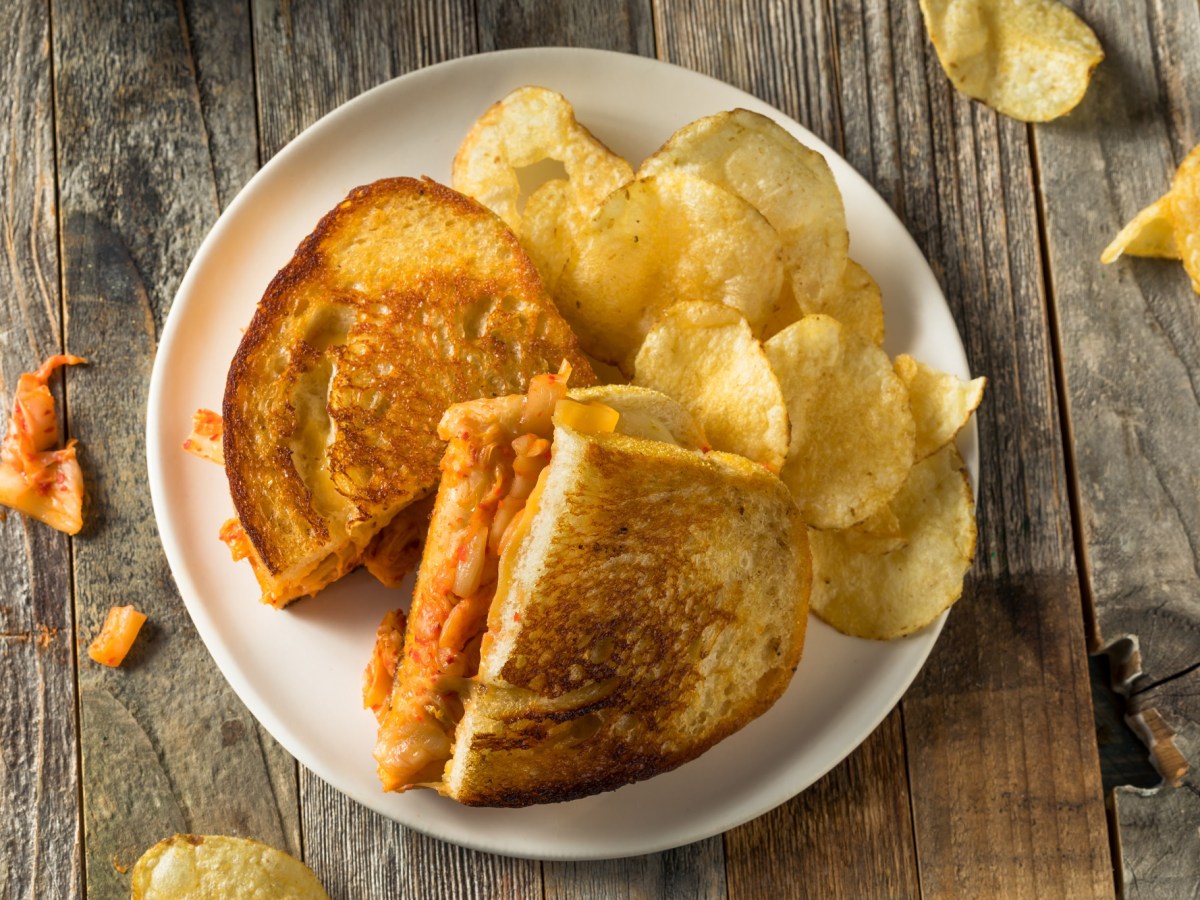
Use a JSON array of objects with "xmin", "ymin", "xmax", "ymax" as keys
[{"xmin": 147, "ymin": 47, "xmax": 977, "ymax": 860}]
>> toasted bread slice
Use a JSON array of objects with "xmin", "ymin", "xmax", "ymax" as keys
[
  {"xmin": 223, "ymin": 177, "xmax": 594, "ymax": 607},
  {"xmin": 371, "ymin": 382, "xmax": 809, "ymax": 806},
  {"xmin": 446, "ymin": 425, "xmax": 809, "ymax": 805}
]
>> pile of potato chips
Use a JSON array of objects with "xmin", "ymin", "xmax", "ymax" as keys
[{"xmin": 453, "ymin": 87, "xmax": 986, "ymax": 640}]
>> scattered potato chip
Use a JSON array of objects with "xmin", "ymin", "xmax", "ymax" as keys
[
  {"xmin": 1102, "ymin": 144, "xmax": 1200, "ymax": 293},
  {"xmin": 764, "ymin": 315, "xmax": 915, "ymax": 529},
  {"xmin": 1170, "ymin": 145, "xmax": 1200, "ymax": 293},
  {"xmin": 633, "ymin": 301, "xmax": 789, "ymax": 472},
  {"xmin": 894, "ymin": 354, "xmax": 986, "ymax": 460},
  {"xmin": 809, "ymin": 444, "xmax": 977, "ymax": 639},
  {"xmin": 131, "ymin": 834, "xmax": 329, "ymax": 900},
  {"xmin": 557, "ymin": 171, "xmax": 786, "ymax": 373},
  {"xmin": 1100, "ymin": 196, "xmax": 1178, "ymax": 264},
  {"xmin": 919, "ymin": 0, "xmax": 1103, "ymax": 123},
  {"xmin": 639, "ymin": 108, "xmax": 848, "ymax": 308},
  {"xmin": 451, "ymin": 85, "xmax": 633, "ymax": 235}
]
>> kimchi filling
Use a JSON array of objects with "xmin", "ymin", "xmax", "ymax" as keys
[
  {"xmin": 373, "ymin": 367, "xmax": 589, "ymax": 790},
  {"xmin": 373, "ymin": 368, "xmax": 628, "ymax": 790},
  {"xmin": 0, "ymin": 354, "xmax": 87, "ymax": 534}
]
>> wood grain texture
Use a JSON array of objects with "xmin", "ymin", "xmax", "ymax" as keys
[
  {"xmin": 544, "ymin": 838, "xmax": 727, "ymax": 900},
  {"xmin": 725, "ymin": 711, "xmax": 917, "ymax": 900},
  {"xmin": 654, "ymin": 0, "xmax": 841, "ymax": 151},
  {"xmin": 179, "ymin": 0, "xmax": 259, "ymax": 208},
  {"xmin": 477, "ymin": 0, "xmax": 654, "ymax": 55},
  {"xmin": 252, "ymin": 0, "xmax": 477, "ymax": 163},
  {"xmin": 1113, "ymin": 785, "xmax": 1200, "ymax": 899},
  {"xmin": 1035, "ymin": 0, "xmax": 1200, "ymax": 894},
  {"xmin": 300, "ymin": 776, "xmax": 542, "ymax": 900},
  {"xmin": 52, "ymin": 2, "xmax": 299, "ymax": 897},
  {"xmin": 0, "ymin": 2, "xmax": 82, "ymax": 898}
]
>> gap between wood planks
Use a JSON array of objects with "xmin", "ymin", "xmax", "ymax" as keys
[
  {"xmin": 44, "ymin": 0, "xmax": 89, "ymax": 893},
  {"xmin": 1026, "ymin": 125, "xmax": 1101, "ymax": 652}
]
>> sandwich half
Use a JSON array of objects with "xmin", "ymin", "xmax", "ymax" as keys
[
  {"xmin": 222, "ymin": 177, "xmax": 594, "ymax": 607},
  {"xmin": 368, "ymin": 372, "xmax": 811, "ymax": 806}
]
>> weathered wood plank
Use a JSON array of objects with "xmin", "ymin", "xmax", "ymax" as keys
[
  {"xmin": 476, "ymin": 0, "xmax": 654, "ymax": 57},
  {"xmin": 252, "ymin": 0, "xmax": 478, "ymax": 163},
  {"xmin": 652, "ymin": 1, "xmax": 924, "ymax": 894},
  {"xmin": 1113, "ymin": 662, "xmax": 1200, "ymax": 895},
  {"xmin": 179, "ymin": 0, "xmax": 259, "ymax": 208},
  {"xmin": 52, "ymin": 2, "xmax": 299, "ymax": 896},
  {"xmin": 1035, "ymin": 0, "xmax": 1200, "ymax": 894},
  {"xmin": 0, "ymin": 2, "xmax": 81, "ymax": 898},
  {"xmin": 655, "ymin": 0, "xmax": 841, "ymax": 151},
  {"xmin": 300, "ymin": 776, "xmax": 542, "ymax": 900},
  {"xmin": 544, "ymin": 838, "xmax": 727, "ymax": 900},
  {"xmin": 725, "ymin": 711, "xmax": 918, "ymax": 900},
  {"xmin": 846, "ymin": 0, "xmax": 1112, "ymax": 894}
]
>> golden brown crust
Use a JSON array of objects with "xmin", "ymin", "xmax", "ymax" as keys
[
  {"xmin": 222, "ymin": 177, "xmax": 594, "ymax": 605},
  {"xmin": 447, "ymin": 425, "xmax": 810, "ymax": 806}
]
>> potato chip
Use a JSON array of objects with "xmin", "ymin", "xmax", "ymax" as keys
[
  {"xmin": 809, "ymin": 444, "xmax": 977, "ymax": 639},
  {"xmin": 1100, "ymin": 196, "xmax": 1178, "ymax": 264},
  {"xmin": 452, "ymin": 85, "xmax": 633, "ymax": 234},
  {"xmin": 638, "ymin": 108, "xmax": 847, "ymax": 309},
  {"xmin": 919, "ymin": 0, "xmax": 1103, "ymax": 123},
  {"xmin": 762, "ymin": 258, "xmax": 884, "ymax": 345},
  {"xmin": 131, "ymin": 834, "xmax": 329, "ymax": 899},
  {"xmin": 838, "ymin": 503, "xmax": 908, "ymax": 555},
  {"xmin": 894, "ymin": 354, "xmax": 986, "ymax": 460},
  {"xmin": 633, "ymin": 301, "xmax": 789, "ymax": 471},
  {"xmin": 812, "ymin": 259, "xmax": 884, "ymax": 345},
  {"xmin": 764, "ymin": 315, "xmax": 915, "ymax": 529},
  {"xmin": 520, "ymin": 179, "xmax": 576, "ymax": 291},
  {"xmin": 557, "ymin": 171, "xmax": 787, "ymax": 373},
  {"xmin": 1102, "ymin": 144, "xmax": 1200, "ymax": 293},
  {"xmin": 1170, "ymin": 144, "xmax": 1200, "ymax": 293}
]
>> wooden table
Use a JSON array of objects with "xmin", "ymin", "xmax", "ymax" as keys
[{"xmin": 3, "ymin": 1, "xmax": 1197, "ymax": 897}]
